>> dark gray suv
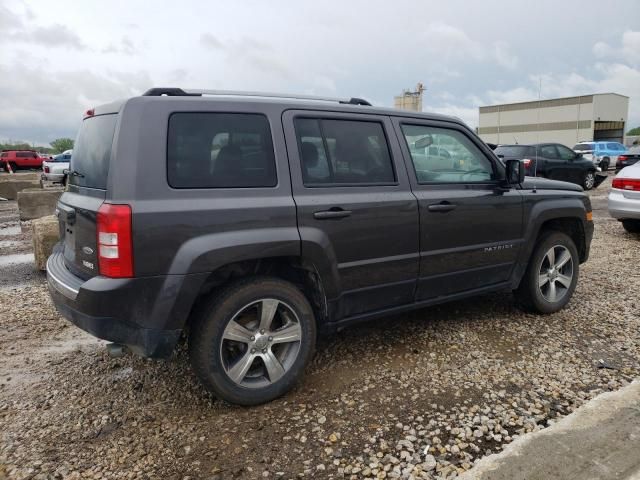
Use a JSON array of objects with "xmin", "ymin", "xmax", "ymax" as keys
[{"xmin": 47, "ymin": 88, "xmax": 594, "ymax": 405}]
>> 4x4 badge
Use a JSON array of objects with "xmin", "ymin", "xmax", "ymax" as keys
[{"xmin": 82, "ymin": 246, "xmax": 94, "ymax": 255}]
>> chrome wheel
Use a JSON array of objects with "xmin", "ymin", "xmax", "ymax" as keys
[
  {"xmin": 220, "ymin": 299, "xmax": 302, "ymax": 388},
  {"xmin": 584, "ymin": 172, "xmax": 595, "ymax": 189},
  {"xmin": 538, "ymin": 245, "xmax": 574, "ymax": 303}
]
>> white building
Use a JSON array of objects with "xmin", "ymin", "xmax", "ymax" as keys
[{"xmin": 478, "ymin": 93, "xmax": 629, "ymax": 147}]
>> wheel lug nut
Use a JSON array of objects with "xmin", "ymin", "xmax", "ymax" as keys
[
  {"xmin": 268, "ymin": 336, "xmax": 273, "ymax": 341},
  {"xmin": 262, "ymin": 348, "xmax": 267, "ymax": 353},
  {"xmin": 260, "ymin": 329, "xmax": 265, "ymax": 334},
  {"xmin": 250, "ymin": 348, "xmax": 256, "ymax": 353},
  {"xmin": 250, "ymin": 336, "xmax": 255, "ymax": 341}
]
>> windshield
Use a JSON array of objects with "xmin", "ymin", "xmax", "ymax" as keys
[
  {"xmin": 494, "ymin": 146, "xmax": 533, "ymax": 157},
  {"xmin": 573, "ymin": 143, "xmax": 594, "ymax": 152},
  {"xmin": 69, "ymin": 114, "xmax": 117, "ymax": 189}
]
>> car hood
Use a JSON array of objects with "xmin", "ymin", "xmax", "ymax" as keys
[{"xmin": 521, "ymin": 176, "xmax": 583, "ymax": 192}]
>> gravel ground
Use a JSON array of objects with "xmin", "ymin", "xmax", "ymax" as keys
[{"xmin": 1, "ymin": 177, "xmax": 639, "ymax": 480}]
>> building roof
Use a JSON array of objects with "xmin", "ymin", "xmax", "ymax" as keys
[{"xmin": 479, "ymin": 93, "xmax": 629, "ymax": 113}]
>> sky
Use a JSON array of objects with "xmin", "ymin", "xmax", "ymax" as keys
[{"xmin": 1, "ymin": 0, "xmax": 639, "ymax": 146}]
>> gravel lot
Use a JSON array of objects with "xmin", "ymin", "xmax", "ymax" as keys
[{"xmin": 1, "ymin": 177, "xmax": 639, "ymax": 480}]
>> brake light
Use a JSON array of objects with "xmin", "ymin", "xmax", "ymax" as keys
[
  {"xmin": 618, "ymin": 155, "xmax": 627, "ymax": 161},
  {"xmin": 523, "ymin": 158, "xmax": 532, "ymax": 168},
  {"xmin": 84, "ymin": 108, "xmax": 95, "ymax": 118},
  {"xmin": 612, "ymin": 178, "xmax": 640, "ymax": 191},
  {"xmin": 96, "ymin": 204, "xmax": 133, "ymax": 278},
  {"xmin": 44, "ymin": 166, "xmax": 50, "ymax": 173}
]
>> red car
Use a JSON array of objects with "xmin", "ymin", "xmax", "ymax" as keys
[{"xmin": 0, "ymin": 150, "xmax": 45, "ymax": 171}]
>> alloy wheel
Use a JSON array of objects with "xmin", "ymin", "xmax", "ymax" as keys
[
  {"xmin": 538, "ymin": 245, "xmax": 574, "ymax": 303},
  {"xmin": 220, "ymin": 299, "xmax": 302, "ymax": 388}
]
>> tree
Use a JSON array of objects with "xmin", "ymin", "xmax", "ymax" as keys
[
  {"xmin": 50, "ymin": 138, "xmax": 74, "ymax": 153},
  {"xmin": 627, "ymin": 126, "xmax": 640, "ymax": 136}
]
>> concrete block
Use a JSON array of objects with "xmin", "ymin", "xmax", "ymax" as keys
[
  {"xmin": 32, "ymin": 215, "xmax": 60, "ymax": 271},
  {"xmin": 0, "ymin": 172, "xmax": 41, "ymax": 200},
  {"xmin": 18, "ymin": 188, "xmax": 63, "ymax": 221}
]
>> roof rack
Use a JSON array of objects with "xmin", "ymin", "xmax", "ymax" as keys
[{"xmin": 142, "ymin": 88, "xmax": 372, "ymax": 106}]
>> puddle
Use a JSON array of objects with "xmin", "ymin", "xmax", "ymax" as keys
[
  {"xmin": 0, "ymin": 253, "xmax": 34, "ymax": 266},
  {"xmin": 0, "ymin": 225, "xmax": 21, "ymax": 236}
]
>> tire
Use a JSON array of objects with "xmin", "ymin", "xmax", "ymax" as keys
[
  {"xmin": 515, "ymin": 231, "xmax": 579, "ymax": 314},
  {"xmin": 600, "ymin": 158, "xmax": 609, "ymax": 171},
  {"xmin": 582, "ymin": 171, "xmax": 595, "ymax": 190},
  {"xmin": 622, "ymin": 220, "xmax": 640, "ymax": 233},
  {"xmin": 189, "ymin": 277, "xmax": 316, "ymax": 406},
  {"xmin": 9, "ymin": 162, "xmax": 18, "ymax": 172}
]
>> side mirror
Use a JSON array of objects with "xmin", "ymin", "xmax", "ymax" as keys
[
  {"xmin": 505, "ymin": 159, "xmax": 524, "ymax": 185},
  {"xmin": 575, "ymin": 152, "xmax": 583, "ymax": 159}
]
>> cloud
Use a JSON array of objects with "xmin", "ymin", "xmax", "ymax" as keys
[
  {"xmin": 200, "ymin": 33, "xmax": 224, "ymax": 49},
  {"xmin": 492, "ymin": 42, "xmax": 518, "ymax": 70},
  {"xmin": 0, "ymin": 61, "xmax": 152, "ymax": 144},
  {"xmin": 102, "ymin": 36, "xmax": 136, "ymax": 55},
  {"xmin": 421, "ymin": 22, "xmax": 484, "ymax": 61},
  {"xmin": 594, "ymin": 30, "xmax": 640, "ymax": 66},
  {"xmin": 28, "ymin": 24, "xmax": 85, "ymax": 49}
]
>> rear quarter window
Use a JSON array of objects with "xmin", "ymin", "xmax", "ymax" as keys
[{"xmin": 167, "ymin": 113, "xmax": 277, "ymax": 189}]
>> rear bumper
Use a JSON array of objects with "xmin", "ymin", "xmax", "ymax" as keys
[
  {"xmin": 608, "ymin": 191, "xmax": 640, "ymax": 220},
  {"xmin": 46, "ymin": 246, "xmax": 206, "ymax": 358}
]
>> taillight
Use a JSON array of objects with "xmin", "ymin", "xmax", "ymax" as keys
[
  {"xmin": 612, "ymin": 178, "xmax": 640, "ymax": 191},
  {"xmin": 44, "ymin": 166, "xmax": 50, "ymax": 173},
  {"xmin": 96, "ymin": 204, "xmax": 133, "ymax": 278},
  {"xmin": 618, "ymin": 155, "xmax": 627, "ymax": 162},
  {"xmin": 523, "ymin": 158, "xmax": 532, "ymax": 168}
]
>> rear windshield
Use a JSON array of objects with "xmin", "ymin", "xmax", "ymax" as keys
[
  {"xmin": 573, "ymin": 143, "xmax": 594, "ymax": 151},
  {"xmin": 494, "ymin": 146, "xmax": 534, "ymax": 157},
  {"xmin": 69, "ymin": 114, "xmax": 117, "ymax": 189}
]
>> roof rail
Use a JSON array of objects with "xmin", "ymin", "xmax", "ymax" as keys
[{"xmin": 142, "ymin": 87, "xmax": 372, "ymax": 106}]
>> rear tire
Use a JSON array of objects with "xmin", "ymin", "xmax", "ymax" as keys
[
  {"xmin": 583, "ymin": 171, "xmax": 595, "ymax": 190},
  {"xmin": 9, "ymin": 162, "xmax": 18, "ymax": 172},
  {"xmin": 622, "ymin": 220, "xmax": 640, "ymax": 233},
  {"xmin": 189, "ymin": 277, "xmax": 316, "ymax": 406},
  {"xmin": 600, "ymin": 158, "xmax": 609, "ymax": 171},
  {"xmin": 515, "ymin": 231, "xmax": 579, "ymax": 314}
]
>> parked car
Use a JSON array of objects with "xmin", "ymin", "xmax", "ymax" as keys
[
  {"xmin": 47, "ymin": 88, "xmax": 593, "ymax": 405},
  {"xmin": 0, "ymin": 149, "xmax": 45, "ymax": 171},
  {"xmin": 42, "ymin": 150, "xmax": 72, "ymax": 184},
  {"xmin": 573, "ymin": 141, "xmax": 627, "ymax": 171},
  {"xmin": 615, "ymin": 145, "xmax": 640, "ymax": 171},
  {"xmin": 494, "ymin": 143, "xmax": 599, "ymax": 190},
  {"xmin": 609, "ymin": 161, "xmax": 640, "ymax": 233}
]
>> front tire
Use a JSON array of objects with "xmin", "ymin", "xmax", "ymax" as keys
[
  {"xmin": 622, "ymin": 220, "xmax": 640, "ymax": 233},
  {"xmin": 516, "ymin": 231, "xmax": 579, "ymax": 314},
  {"xmin": 189, "ymin": 277, "xmax": 316, "ymax": 406}
]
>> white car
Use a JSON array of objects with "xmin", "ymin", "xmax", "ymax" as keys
[
  {"xmin": 609, "ymin": 161, "xmax": 640, "ymax": 233},
  {"xmin": 41, "ymin": 149, "xmax": 72, "ymax": 184}
]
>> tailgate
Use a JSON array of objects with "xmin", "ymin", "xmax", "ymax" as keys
[{"xmin": 57, "ymin": 191, "xmax": 105, "ymax": 279}]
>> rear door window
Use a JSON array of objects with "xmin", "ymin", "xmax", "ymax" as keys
[
  {"xmin": 70, "ymin": 114, "xmax": 117, "ymax": 189},
  {"xmin": 293, "ymin": 118, "xmax": 395, "ymax": 186},
  {"xmin": 540, "ymin": 145, "xmax": 558, "ymax": 158},
  {"xmin": 167, "ymin": 113, "xmax": 276, "ymax": 188}
]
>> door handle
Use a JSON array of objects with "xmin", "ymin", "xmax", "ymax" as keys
[
  {"xmin": 427, "ymin": 202, "xmax": 457, "ymax": 213},
  {"xmin": 313, "ymin": 208, "xmax": 352, "ymax": 219}
]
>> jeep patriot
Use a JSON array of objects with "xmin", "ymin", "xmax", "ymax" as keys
[{"xmin": 47, "ymin": 88, "xmax": 594, "ymax": 405}]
